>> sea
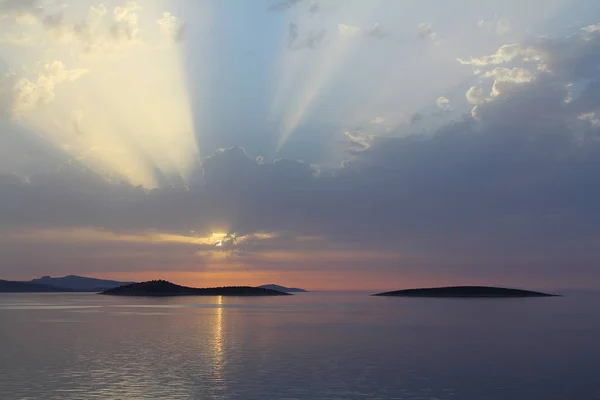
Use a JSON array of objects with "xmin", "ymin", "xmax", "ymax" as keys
[{"xmin": 1, "ymin": 291, "xmax": 599, "ymax": 400}]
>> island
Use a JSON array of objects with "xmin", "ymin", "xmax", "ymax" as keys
[
  {"xmin": 100, "ymin": 280, "xmax": 293, "ymax": 297},
  {"xmin": 258, "ymin": 284, "xmax": 308, "ymax": 293},
  {"xmin": 0, "ymin": 279, "xmax": 74, "ymax": 293},
  {"xmin": 29, "ymin": 275, "xmax": 135, "ymax": 292},
  {"xmin": 373, "ymin": 286, "xmax": 559, "ymax": 298}
]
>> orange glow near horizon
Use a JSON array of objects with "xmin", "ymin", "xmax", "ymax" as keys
[{"xmin": 88, "ymin": 269, "xmax": 454, "ymax": 292}]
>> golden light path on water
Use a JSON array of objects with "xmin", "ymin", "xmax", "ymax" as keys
[{"xmin": 211, "ymin": 296, "xmax": 225, "ymax": 389}]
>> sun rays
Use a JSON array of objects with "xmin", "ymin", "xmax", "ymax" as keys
[
  {"xmin": 0, "ymin": 0, "xmax": 202, "ymax": 188},
  {"xmin": 270, "ymin": 0, "xmax": 382, "ymax": 152},
  {"xmin": 0, "ymin": 0, "xmax": 577, "ymax": 186}
]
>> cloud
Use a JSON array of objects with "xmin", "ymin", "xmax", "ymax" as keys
[
  {"xmin": 410, "ymin": 112, "xmax": 423, "ymax": 124},
  {"xmin": 417, "ymin": 22, "xmax": 436, "ymax": 40},
  {"xmin": 583, "ymin": 24, "xmax": 600, "ymax": 33},
  {"xmin": 371, "ymin": 116, "xmax": 385, "ymax": 124},
  {"xmin": 268, "ymin": 0, "xmax": 304, "ymax": 12},
  {"xmin": 35, "ymin": 3, "xmax": 148, "ymax": 53},
  {"xmin": 157, "ymin": 12, "xmax": 186, "ymax": 43},
  {"xmin": 457, "ymin": 44, "xmax": 541, "ymax": 67},
  {"xmin": 0, "ymin": 0, "xmax": 41, "ymax": 24},
  {"xmin": 287, "ymin": 23, "xmax": 325, "ymax": 50},
  {"xmin": 110, "ymin": 1, "xmax": 141, "ymax": 44},
  {"xmin": 478, "ymin": 18, "xmax": 511, "ymax": 35},
  {"xmin": 43, "ymin": 12, "xmax": 76, "ymax": 43},
  {"xmin": 0, "ymin": 61, "xmax": 88, "ymax": 119},
  {"xmin": 578, "ymin": 112, "xmax": 600, "ymax": 126},
  {"xmin": 482, "ymin": 67, "xmax": 534, "ymax": 84},
  {"xmin": 344, "ymin": 130, "xmax": 372, "ymax": 151},
  {"xmin": 460, "ymin": 25, "xmax": 600, "ymax": 119},
  {"xmin": 465, "ymin": 86, "xmax": 485, "ymax": 106},
  {"xmin": 365, "ymin": 23, "xmax": 388, "ymax": 38},
  {"xmin": 435, "ymin": 96, "xmax": 452, "ymax": 111},
  {"xmin": 338, "ymin": 24, "xmax": 359, "ymax": 38}
]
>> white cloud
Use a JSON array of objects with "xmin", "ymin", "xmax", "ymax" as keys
[
  {"xmin": 582, "ymin": 24, "xmax": 600, "ymax": 33},
  {"xmin": 338, "ymin": 24, "xmax": 359, "ymax": 38},
  {"xmin": 110, "ymin": 1, "xmax": 141, "ymax": 44},
  {"xmin": 1, "ymin": 61, "xmax": 88, "ymax": 118},
  {"xmin": 344, "ymin": 130, "xmax": 371, "ymax": 150},
  {"xmin": 578, "ymin": 112, "xmax": 600, "ymax": 126},
  {"xmin": 466, "ymin": 86, "xmax": 485, "ymax": 105},
  {"xmin": 157, "ymin": 12, "xmax": 186, "ymax": 43},
  {"xmin": 482, "ymin": 67, "xmax": 534, "ymax": 83},
  {"xmin": 366, "ymin": 23, "xmax": 387, "ymax": 38},
  {"xmin": 436, "ymin": 96, "xmax": 452, "ymax": 111},
  {"xmin": 371, "ymin": 116, "xmax": 385, "ymax": 124},
  {"xmin": 417, "ymin": 22, "xmax": 436, "ymax": 41},
  {"xmin": 457, "ymin": 44, "xmax": 541, "ymax": 66}
]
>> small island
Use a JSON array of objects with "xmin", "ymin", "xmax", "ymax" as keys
[
  {"xmin": 0, "ymin": 279, "xmax": 74, "ymax": 293},
  {"xmin": 258, "ymin": 284, "xmax": 308, "ymax": 293},
  {"xmin": 100, "ymin": 280, "xmax": 292, "ymax": 297},
  {"xmin": 373, "ymin": 286, "xmax": 559, "ymax": 298}
]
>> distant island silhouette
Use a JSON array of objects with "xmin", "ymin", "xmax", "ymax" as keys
[
  {"xmin": 0, "ymin": 276, "xmax": 135, "ymax": 293},
  {"xmin": 258, "ymin": 284, "xmax": 308, "ymax": 293},
  {"xmin": 30, "ymin": 275, "xmax": 135, "ymax": 292},
  {"xmin": 374, "ymin": 286, "xmax": 559, "ymax": 298},
  {"xmin": 100, "ymin": 280, "xmax": 293, "ymax": 297},
  {"xmin": 0, "ymin": 279, "xmax": 74, "ymax": 293}
]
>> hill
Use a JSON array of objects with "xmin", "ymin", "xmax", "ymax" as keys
[
  {"xmin": 258, "ymin": 284, "xmax": 308, "ymax": 293},
  {"xmin": 0, "ymin": 279, "xmax": 74, "ymax": 293},
  {"xmin": 100, "ymin": 280, "xmax": 293, "ymax": 297},
  {"xmin": 374, "ymin": 286, "xmax": 558, "ymax": 298},
  {"xmin": 29, "ymin": 275, "xmax": 135, "ymax": 292}
]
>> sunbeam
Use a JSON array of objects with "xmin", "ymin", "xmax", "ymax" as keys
[
  {"xmin": 271, "ymin": 0, "xmax": 381, "ymax": 152},
  {"xmin": 0, "ymin": 0, "xmax": 200, "ymax": 188}
]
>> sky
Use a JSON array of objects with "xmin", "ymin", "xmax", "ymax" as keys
[{"xmin": 1, "ymin": 0, "xmax": 600, "ymax": 291}]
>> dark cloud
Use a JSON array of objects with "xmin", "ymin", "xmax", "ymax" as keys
[
  {"xmin": 287, "ymin": 23, "xmax": 325, "ymax": 50},
  {"xmin": 410, "ymin": 113, "xmax": 423, "ymax": 124},
  {"xmin": 303, "ymin": 29, "xmax": 325, "ymax": 49},
  {"xmin": 3, "ymin": 26, "xmax": 600, "ymax": 285}
]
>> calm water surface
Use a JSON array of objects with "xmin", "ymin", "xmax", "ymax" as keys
[{"xmin": 1, "ymin": 292, "xmax": 599, "ymax": 400}]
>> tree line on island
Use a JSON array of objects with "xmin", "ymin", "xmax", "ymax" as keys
[{"xmin": 0, "ymin": 275, "xmax": 559, "ymax": 297}]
